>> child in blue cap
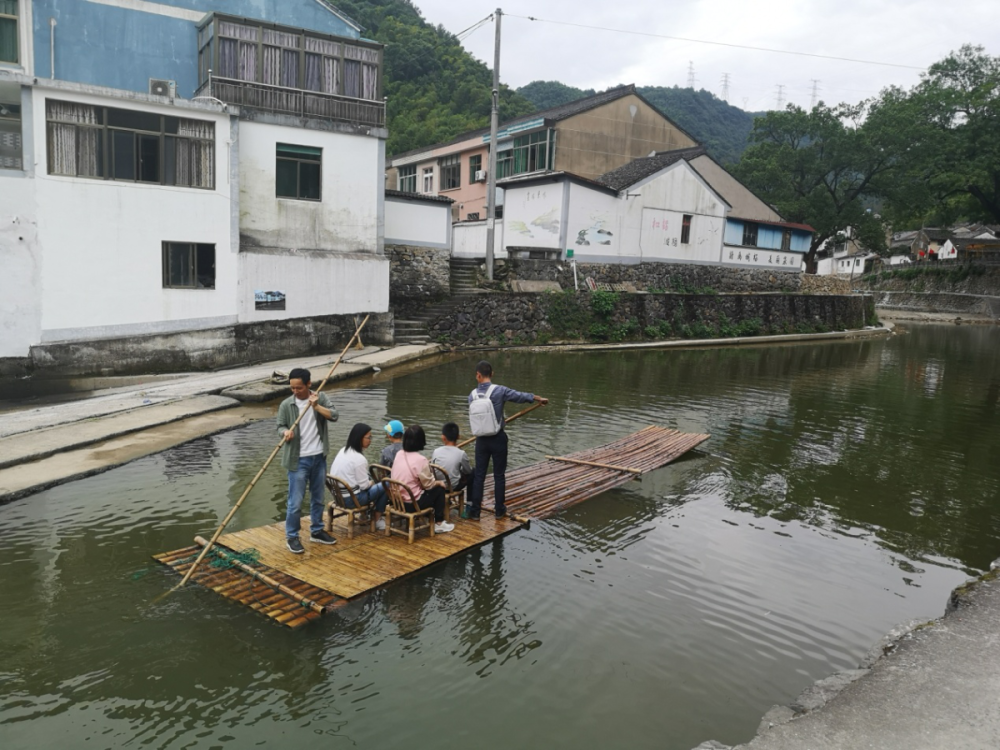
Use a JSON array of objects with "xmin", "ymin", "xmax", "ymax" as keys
[{"xmin": 381, "ymin": 420, "xmax": 405, "ymax": 467}]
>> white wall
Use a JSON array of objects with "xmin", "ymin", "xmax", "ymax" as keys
[
  {"xmin": 452, "ymin": 220, "xmax": 507, "ymax": 259},
  {"xmin": 385, "ymin": 197, "xmax": 450, "ymax": 248},
  {"xmin": 503, "ymin": 181, "xmax": 566, "ymax": 250},
  {"xmin": 29, "ymin": 89, "xmax": 236, "ymax": 342},
  {"xmin": 238, "ymin": 250, "xmax": 388, "ymax": 322},
  {"xmin": 623, "ymin": 162, "xmax": 726, "ymax": 264},
  {"xmin": 565, "ymin": 182, "xmax": 618, "ymax": 259},
  {"xmin": 0, "ymin": 184, "xmax": 41, "ymax": 357},
  {"xmin": 239, "ymin": 121, "xmax": 382, "ymax": 252}
]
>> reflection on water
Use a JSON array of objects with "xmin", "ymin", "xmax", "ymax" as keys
[{"xmin": 2, "ymin": 324, "xmax": 1000, "ymax": 749}]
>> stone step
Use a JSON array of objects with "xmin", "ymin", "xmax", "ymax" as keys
[{"xmin": 394, "ymin": 320, "xmax": 427, "ymax": 329}]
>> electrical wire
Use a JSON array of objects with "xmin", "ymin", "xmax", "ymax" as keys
[
  {"xmin": 507, "ymin": 13, "xmax": 926, "ymax": 71},
  {"xmin": 456, "ymin": 13, "xmax": 494, "ymax": 42}
]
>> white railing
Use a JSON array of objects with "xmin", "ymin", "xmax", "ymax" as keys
[{"xmin": 198, "ymin": 77, "xmax": 385, "ymax": 128}]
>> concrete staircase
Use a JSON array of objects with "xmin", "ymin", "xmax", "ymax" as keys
[{"xmin": 393, "ymin": 258, "xmax": 485, "ymax": 344}]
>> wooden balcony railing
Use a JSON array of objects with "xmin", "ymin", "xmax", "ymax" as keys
[{"xmin": 197, "ymin": 77, "xmax": 385, "ymax": 128}]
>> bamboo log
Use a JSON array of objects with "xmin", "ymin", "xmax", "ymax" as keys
[
  {"xmin": 158, "ymin": 315, "xmax": 370, "ymax": 600},
  {"xmin": 543, "ymin": 455, "xmax": 642, "ymax": 474},
  {"xmin": 193, "ymin": 537, "xmax": 325, "ymax": 615}
]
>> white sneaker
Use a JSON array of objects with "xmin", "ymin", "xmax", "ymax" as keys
[
  {"xmin": 375, "ymin": 518, "xmax": 386, "ymax": 531},
  {"xmin": 434, "ymin": 521, "xmax": 454, "ymax": 533}
]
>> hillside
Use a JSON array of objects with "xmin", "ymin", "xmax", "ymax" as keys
[
  {"xmin": 331, "ymin": 0, "xmax": 536, "ymax": 155},
  {"xmin": 517, "ymin": 80, "xmax": 760, "ymax": 165}
]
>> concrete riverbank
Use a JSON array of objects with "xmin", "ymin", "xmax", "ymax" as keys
[{"xmin": 695, "ymin": 564, "xmax": 1000, "ymax": 750}]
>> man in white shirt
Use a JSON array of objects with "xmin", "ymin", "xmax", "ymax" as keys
[{"xmin": 277, "ymin": 367, "xmax": 338, "ymax": 554}]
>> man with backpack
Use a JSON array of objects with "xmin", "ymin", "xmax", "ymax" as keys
[{"xmin": 467, "ymin": 360, "xmax": 547, "ymax": 520}]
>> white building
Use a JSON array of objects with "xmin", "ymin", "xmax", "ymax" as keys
[
  {"xmin": 0, "ymin": 1, "xmax": 390, "ymax": 375},
  {"xmin": 498, "ymin": 147, "xmax": 813, "ymax": 270}
]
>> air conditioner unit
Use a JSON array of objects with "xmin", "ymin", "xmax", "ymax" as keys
[
  {"xmin": 149, "ymin": 78, "xmax": 176, "ymax": 100},
  {"xmin": 474, "ymin": 170, "xmax": 487, "ymax": 182}
]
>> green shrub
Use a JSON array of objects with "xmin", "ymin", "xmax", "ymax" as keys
[
  {"xmin": 588, "ymin": 322, "xmax": 610, "ymax": 340},
  {"xmin": 546, "ymin": 290, "xmax": 591, "ymax": 337},
  {"xmin": 590, "ymin": 290, "xmax": 619, "ymax": 318}
]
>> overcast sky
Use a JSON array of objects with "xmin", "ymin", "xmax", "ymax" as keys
[{"xmin": 410, "ymin": 0, "xmax": 999, "ymax": 111}]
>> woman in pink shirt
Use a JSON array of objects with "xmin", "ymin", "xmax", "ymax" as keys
[{"xmin": 390, "ymin": 425, "xmax": 454, "ymax": 533}]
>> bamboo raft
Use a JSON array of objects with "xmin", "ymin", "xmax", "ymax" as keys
[{"xmin": 155, "ymin": 426, "xmax": 708, "ymax": 628}]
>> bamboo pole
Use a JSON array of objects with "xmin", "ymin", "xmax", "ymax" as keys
[
  {"xmin": 159, "ymin": 315, "xmax": 370, "ymax": 599},
  {"xmin": 543, "ymin": 456, "xmax": 642, "ymax": 474},
  {"xmin": 192, "ymin": 536, "xmax": 325, "ymax": 614},
  {"xmin": 457, "ymin": 401, "xmax": 546, "ymax": 449}
]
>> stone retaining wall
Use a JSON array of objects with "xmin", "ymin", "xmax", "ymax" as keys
[
  {"xmin": 386, "ymin": 244, "xmax": 450, "ymax": 308},
  {"xmin": 801, "ymin": 275, "xmax": 853, "ymax": 295},
  {"xmin": 20, "ymin": 312, "xmax": 394, "ymax": 378},
  {"xmin": 508, "ymin": 259, "xmax": 802, "ymax": 294},
  {"xmin": 874, "ymin": 291, "xmax": 1000, "ymax": 318},
  {"xmin": 860, "ymin": 264, "xmax": 1000, "ymax": 296},
  {"xmin": 428, "ymin": 292, "xmax": 872, "ymax": 347}
]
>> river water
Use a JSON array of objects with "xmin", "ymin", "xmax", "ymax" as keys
[{"xmin": 2, "ymin": 324, "xmax": 1000, "ymax": 750}]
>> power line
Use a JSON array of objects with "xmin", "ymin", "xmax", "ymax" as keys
[
  {"xmin": 456, "ymin": 13, "xmax": 493, "ymax": 42},
  {"xmin": 508, "ymin": 14, "xmax": 926, "ymax": 70}
]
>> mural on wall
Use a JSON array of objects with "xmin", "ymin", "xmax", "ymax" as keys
[
  {"xmin": 509, "ymin": 189, "xmax": 560, "ymax": 239},
  {"xmin": 575, "ymin": 213, "xmax": 614, "ymax": 246},
  {"xmin": 255, "ymin": 290, "xmax": 286, "ymax": 310}
]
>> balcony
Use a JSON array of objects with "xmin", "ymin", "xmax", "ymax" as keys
[{"xmin": 197, "ymin": 77, "xmax": 385, "ymax": 128}]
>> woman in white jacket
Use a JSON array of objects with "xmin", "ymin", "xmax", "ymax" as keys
[{"xmin": 330, "ymin": 423, "xmax": 389, "ymax": 530}]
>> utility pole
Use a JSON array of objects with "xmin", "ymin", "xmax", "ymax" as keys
[
  {"xmin": 687, "ymin": 61, "xmax": 696, "ymax": 89},
  {"xmin": 810, "ymin": 79, "xmax": 821, "ymax": 109},
  {"xmin": 720, "ymin": 73, "xmax": 730, "ymax": 102},
  {"xmin": 484, "ymin": 8, "xmax": 502, "ymax": 281},
  {"xmin": 775, "ymin": 84, "xmax": 785, "ymax": 109}
]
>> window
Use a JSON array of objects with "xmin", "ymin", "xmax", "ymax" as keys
[
  {"xmin": 397, "ymin": 164, "xmax": 416, "ymax": 193},
  {"xmin": 466, "ymin": 212, "xmax": 480, "ymax": 221},
  {"xmin": 162, "ymin": 242, "xmax": 215, "ymax": 289},
  {"xmin": 496, "ymin": 130, "xmax": 553, "ymax": 178},
  {"xmin": 276, "ymin": 143, "xmax": 321, "ymax": 200},
  {"xmin": 681, "ymin": 214, "xmax": 692, "ymax": 244},
  {"xmin": 0, "ymin": 99, "xmax": 21, "ymax": 169},
  {"xmin": 46, "ymin": 100, "xmax": 215, "ymax": 187},
  {"xmin": 422, "ymin": 166, "xmax": 433, "ymax": 193},
  {"xmin": 496, "ymin": 148, "xmax": 512, "ymax": 179},
  {"xmin": 200, "ymin": 16, "xmax": 380, "ymax": 101},
  {"xmin": 0, "ymin": 0, "xmax": 17, "ymax": 65},
  {"xmin": 742, "ymin": 222, "xmax": 758, "ymax": 247},
  {"xmin": 468, "ymin": 154, "xmax": 482, "ymax": 183},
  {"xmin": 439, "ymin": 154, "xmax": 460, "ymax": 190}
]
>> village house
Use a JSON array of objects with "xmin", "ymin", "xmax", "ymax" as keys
[
  {"xmin": 385, "ymin": 84, "xmax": 699, "ymax": 223},
  {"xmin": 498, "ymin": 147, "xmax": 813, "ymax": 271},
  {"xmin": 1, "ymin": 0, "xmax": 390, "ymax": 375}
]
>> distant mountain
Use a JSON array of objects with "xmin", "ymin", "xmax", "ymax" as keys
[
  {"xmin": 332, "ymin": 0, "xmax": 536, "ymax": 156},
  {"xmin": 517, "ymin": 80, "xmax": 761, "ymax": 165}
]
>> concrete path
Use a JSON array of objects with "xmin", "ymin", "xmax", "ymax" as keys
[
  {"xmin": 0, "ymin": 344, "xmax": 443, "ymax": 503},
  {"xmin": 695, "ymin": 569, "xmax": 1000, "ymax": 750}
]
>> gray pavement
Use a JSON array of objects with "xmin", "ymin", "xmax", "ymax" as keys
[{"xmin": 696, "ymin": 569, "xmax": 1000, "ymax": 750}]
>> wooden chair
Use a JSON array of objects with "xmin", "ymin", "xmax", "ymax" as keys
[
  {"xmin": 383, "ymin": 478, "xmax": 436, "ymax": 544},
  {"xmin": 430, "ymin": 463, "xmax": 467, "ymax": 520},
  {"xmin": 325, "ymin": 475, "xmax": 375, "ymax": 539},
  {"xmin": 369, "ymin": 463, "xmax": 391, "ymax": 485}
]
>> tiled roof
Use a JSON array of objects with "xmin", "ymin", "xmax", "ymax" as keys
[
  {"xmin": 384, "ymin": 189, "xmax": 454, "ymax": 204},
  {"xmin": 921, "ymin": 228, "xmax": 952, "ymax": 241},
  {"xmin": 389, "ymin": 84, "xmax": 691, "ymax": 162},
  {"xmin": 595, "ymin": 147, "xmax": 707, "ymax": 191}
]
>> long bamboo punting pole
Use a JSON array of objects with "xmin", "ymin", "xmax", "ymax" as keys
[
  {"xmin": 159, "ymin": 315, "xmax": 370, "ymax": 600},
  {"xmin": 193, "ymin": 536, "xmax": 325, "ymax": 614},
  {"xmin": 457, "ymin": 401, "xmax": 545, "ymax": 448},
  {"xmin": 543, "ymin": 456, "xmax": 642, "ymax": 474}
]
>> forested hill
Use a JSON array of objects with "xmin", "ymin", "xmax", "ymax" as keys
[
  {"xmin": 518, "ymin": 81, "xmax": 760, "ymax": 165},
  {"xmin": 331, "ymin": 0, "xmax": 536, "ymax": 155}
]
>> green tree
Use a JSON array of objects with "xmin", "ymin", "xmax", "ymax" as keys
[
  {"xmin": 518, "ymin": 80, "xmax": 595, "ymax": 109},
  {"xmin": 734, "ymin": 101, "xmax": 898, "ymax": 270},
  {"xmin": 890, "ymin": 45, "xmax": 1000, "ymax": 225}
]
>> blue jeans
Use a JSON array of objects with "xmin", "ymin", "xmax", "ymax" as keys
[
  {"xmin": 286, "ymin": 454, "xmax": 327, "ymax": 539},
  {"xmin": 346, "ymin": 482, "xmax": 388, "ymax": 513}
]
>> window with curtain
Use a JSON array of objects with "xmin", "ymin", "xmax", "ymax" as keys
[
  {"xmin": 46, "ymin": 99, "xmax": 215, "ymax": 188},
  {"xmin": 510, "ymin": 130, "xmax": 551, "ymax": 175},
  {"xmin": 304, "ymin": 37, "xmax": 341, "ymax": 94},
  {"xmin": 0, "ymin": 0, "xmax": 17, "ymax": 65},
  {"xmin": 262, "ymin": 28, "xmax": 300, "ymax": 88},
  {"xmin": 345, "ymin": 45, "xmax": 379, "ymax": 100},
  {"xmin": 218, "ymin": 21, "xmax": 258, "ymax": 82}
]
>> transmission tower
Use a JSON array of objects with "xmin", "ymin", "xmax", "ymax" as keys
[
  {"xmin": 810, "ymin": 79, "xmax": 821, "ymax": 109},
  {"xmin": 775, "ymin": 84, "xmax": 785, "ymax": 109},
  {"xmin": 687, "ymin": 61, "xmax": 697, "ymax": 89},
  {"xmin": 720, "ymin": 73, "xmax": 730, "ymax": 102}
]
